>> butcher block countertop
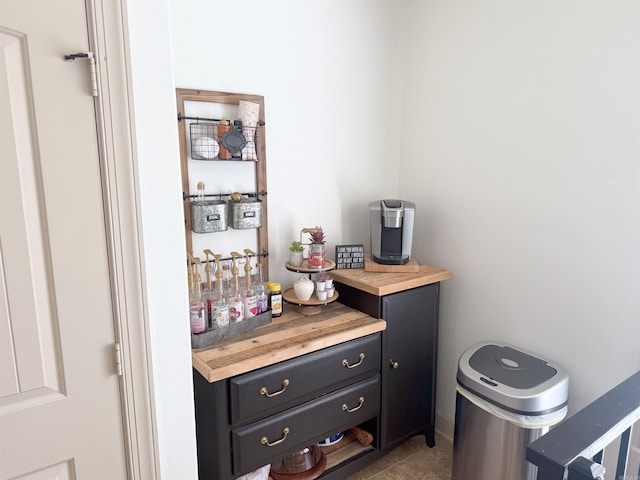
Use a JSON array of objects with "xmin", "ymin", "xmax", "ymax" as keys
[
  {"xmin": 192, "ymin": 302, "xmax": 386, "ymax": 383},
  {"xmin": 330, "ymin": 264, "xmax": 453, "ymax": 297}
]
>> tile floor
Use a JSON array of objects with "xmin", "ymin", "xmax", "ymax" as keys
[{"xmin": 346, "ymin": 434, "xmax": 453, "ymax": 480}]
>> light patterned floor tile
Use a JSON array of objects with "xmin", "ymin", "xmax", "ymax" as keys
[{"xmin": 345, "ymin": 433, "xmax": 452, "ymax": 480}]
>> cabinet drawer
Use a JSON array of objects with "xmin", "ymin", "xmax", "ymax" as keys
[
  {"xmin": 232, "ymin": 375, "xmax": 380, "ymax": 475},
  {"xmin": 230, "ymin": 333, "xmax": 380, "ymax": 424}
]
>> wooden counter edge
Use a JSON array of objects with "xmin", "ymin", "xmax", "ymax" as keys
[
  {"xmin": 330, "ymin": 264, "xmax": 453, "ymax": 296},
  {"xmin": 193, "ymin": 317, "xmax": 386, "ymax": 383},
  {"xmin": 376, "ymin": 268, "xmax": 452, "ymax": 296}
]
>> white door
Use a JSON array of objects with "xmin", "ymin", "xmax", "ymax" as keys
[{"xmin": 0, "ymin": 1, "xmax": 129, "ymax": 478}]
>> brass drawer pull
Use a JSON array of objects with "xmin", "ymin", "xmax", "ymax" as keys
[
  {"xmin": 261, "ymin": 427, "xmax": 290, "ymax": 447},
  {"xmin": 342, "ymin": 353, "xmax": 365, "ymax": 369},
  {"xmin": 259, "ymin": 379, "xmax": 290, "ymax": 398},
  {"xmin": 342, "ymin": 396, "xmax": 365, "ymax": 413}
]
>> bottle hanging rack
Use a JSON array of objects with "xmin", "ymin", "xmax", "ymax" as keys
[
  {"xmin": 183, "ymin": 190, "xmax": 268, "ymax": 201},
  {"xmin": 187, "ymin": 250, "xmax": 269, "ymax": 265},
  {"xmin": 177, "ymin": 113, "xmax": 265, "ymax": 126}
]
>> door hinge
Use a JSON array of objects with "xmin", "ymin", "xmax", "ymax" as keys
[
  {"xmin": 114, "ymin": 342, "xmax": 123, "ymax": 376},
  {"xmin": 64, "ymin": 52, "xmax": 98, "ymax": 97}
]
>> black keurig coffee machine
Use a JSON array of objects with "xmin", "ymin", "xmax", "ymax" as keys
[{"xmin": 369, "ymin": 199, "xmax": 415, "ymax": 265}]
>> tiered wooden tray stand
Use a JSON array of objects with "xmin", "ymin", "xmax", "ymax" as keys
[{"xmin": 283, "ymin": 260, "xmax": 339, "ymax": 315}]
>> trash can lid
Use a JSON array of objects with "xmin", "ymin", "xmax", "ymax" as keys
[
  {"xmin": 457, "ymin": 342, "xmax": 569, "ymax": 415},
  {"xmin": 469, "ymin": 344, "xmax": 557, "ymax": 389}
]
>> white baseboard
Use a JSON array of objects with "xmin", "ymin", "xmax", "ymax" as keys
[{"xmin": 435, "ymin": 414, "xmax": 455, "ymax": 443}]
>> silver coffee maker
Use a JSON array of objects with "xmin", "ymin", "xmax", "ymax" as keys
[{"xmin": 369, "ymin": 199, "xmax": 415, "ymax": 265}]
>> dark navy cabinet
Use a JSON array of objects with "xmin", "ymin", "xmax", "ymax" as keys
[
  {"xmin": 334, "ymin": 281, "xmax": 441, "ymax": 449},
  {"xmin": 192, "ymin": 267, "xmax": 449, "ymax": 479},
  {"xmin": 193, "ymin": 333, "xmax": 384, "ymax": 480}
]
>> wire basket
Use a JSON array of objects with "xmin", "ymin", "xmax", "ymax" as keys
[
  {"xmin": 190, "ymin": 122, "xmax": 219, "ymax": 160},
  {"xmin": 189, "ymin": 120, "xmax": 263, "ymax": 161}
]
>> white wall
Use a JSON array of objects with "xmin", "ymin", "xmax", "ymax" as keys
[
  {"xmin": 124, "ymin": 1, "xmax": 199, "ymax": 478},
  {"xmin": 126, "ymin": 1, "xmax": 400, "ymax": 478},
  {"xmin": 398, "ymin": 0, "xmax": 640, "ymax": 422},
  {"xmin": 125, "ymin": 0, "xmax": 640, "ymax": 477},
  {"xmin": 169, "ymin": 0, "xmax": 402, "ymax": 287}
]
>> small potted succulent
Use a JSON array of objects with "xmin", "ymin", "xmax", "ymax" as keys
[
  {"xmin": 288, "ymin": 240, "xmax": 304, "ymax": 267},
  {"xmin": 306, "ymin": 227, "xmax": 326, "ymax": 268}
]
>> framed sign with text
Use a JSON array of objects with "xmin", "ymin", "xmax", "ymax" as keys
[{"xmin": 335, "ymin": 244, "xmax": 365, "ymax": 269}]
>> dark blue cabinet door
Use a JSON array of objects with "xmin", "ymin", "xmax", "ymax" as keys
[{"xmin": 381, "ymin": 283, "xmax": 440, "ymax": 449}]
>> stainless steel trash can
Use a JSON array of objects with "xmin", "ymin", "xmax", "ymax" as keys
[{"xmin": 452, "ymin": 342, "xmax": 569, "ymax": 480}]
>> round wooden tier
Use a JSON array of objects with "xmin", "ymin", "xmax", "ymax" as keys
[
  {"xmin": 285, "ymin": 259, "xmax": 336, "ymax": 273},
  {"xmin": 282, "ymin": 288, "xmax": 339, "ymax": 315}
]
